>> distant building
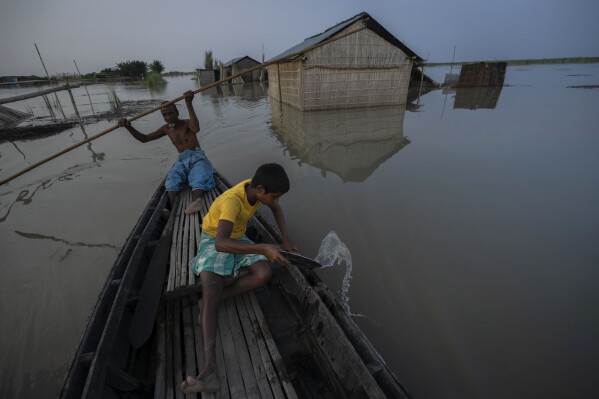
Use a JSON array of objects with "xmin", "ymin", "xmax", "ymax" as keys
[
  {"xmin": 195, "ymin": 69, "xmax": 216, "ymax": 87},
  {"xmin": 223, "ymin": 56, "xmax": 261, "ymax": 82},
  {"xmin": 267, "ymin": 12, "xmax": 434, "ymax": 111}
]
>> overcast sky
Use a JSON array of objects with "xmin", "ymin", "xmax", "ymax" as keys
[{"xmin": 1, "ymin": 0, "xmax": 598, "ymax": 76}]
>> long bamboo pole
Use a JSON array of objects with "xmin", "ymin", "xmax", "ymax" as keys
[
  {"xmin": 1, "ymin": 26, "xmax": 366, "ymax": 186},
  {"xmin": 35, "ymin": 43, "xmax": 67, "ymax": 119}
]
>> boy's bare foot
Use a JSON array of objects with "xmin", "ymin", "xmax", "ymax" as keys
[
  {"xmin": 180, "ymin": 368, "xmax": 219, "ymax": 393},
  {"xmin": 184, "ymin": 198, "xmax": 204, "ymax": 215}
]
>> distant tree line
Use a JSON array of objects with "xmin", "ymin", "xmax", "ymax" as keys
[{"xmin": 100, "ymin": 59, "xmax": 165, "ymax": 78}]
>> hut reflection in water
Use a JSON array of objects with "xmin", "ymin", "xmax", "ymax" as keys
[
  {"xmin": 454, "ymin": 61, "xmax": 507, "ymax": 110},
  {"xmin": 270, "ymin": 100, "xmax": 410, "ymax": 182}
]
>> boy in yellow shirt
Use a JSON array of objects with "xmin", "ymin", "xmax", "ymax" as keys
[{"xmin": 181, "ymin": 163, "xmax": 299, "ymax": 393}]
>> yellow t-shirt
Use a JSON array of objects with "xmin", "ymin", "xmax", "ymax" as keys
[{"xmin": 202, "ymin": 179, "xmax": 260, "ymax": 239}]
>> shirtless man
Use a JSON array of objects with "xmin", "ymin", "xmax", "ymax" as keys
[{"xmin": 118, "ymin": 90, "xmax": 214, "ymax": 214}]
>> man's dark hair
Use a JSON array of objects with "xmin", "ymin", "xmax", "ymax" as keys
[
  {"xmin": 161, "ymin": 101, "xmax": 179, "ymax": 115},
  {"xmin": 251, "ymin": 163, "xmax": 290, "ymax": 194}
]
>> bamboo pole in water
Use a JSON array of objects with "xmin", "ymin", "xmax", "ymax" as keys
[
  {"xmin": 34, "ymin": 43, "xmax": 67, "ymax": 119},
  {"xmin": 1, "ymin": 26, "xmax": 367, "ymax": 186},
  {"xmin": 65, "ymin": 77, "xmax": 86, "ymax": 134},
  {"xmin": 74, "ymin": 59, "xmax": 96, "ymax": 115}
]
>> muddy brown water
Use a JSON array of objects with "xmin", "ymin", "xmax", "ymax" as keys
[{"xmin": 1, "ymin": 65, "xmax": 598, "ymax": 398}]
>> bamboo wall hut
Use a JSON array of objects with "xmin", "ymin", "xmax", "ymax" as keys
[
  {"xmin": 269, "ymin": 99, "xmax": 409, "ymax": 182},
  {"xmin": 195, "ymin": 69, "xmax": 216, "ymax": 87},
  {"xmin": 267, "ymin": 12, "xmax": 432, "ymax": 111},
  {"xmin": 223, "ymin": 56, "xmax": 261, "ymax": 82}
]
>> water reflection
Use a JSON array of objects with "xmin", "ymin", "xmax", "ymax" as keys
[
  {"xmin": 15, "ymin": 230, "xmax": 118, "ymax": 250},
  {"xmin": 454, "ymin": 85, "xmax": 504, "ymax": 110},
  {"xmin": 0, "ymin": 179, "xmax": 54, "ymax": 223},
  {"xmin": 219, "ymin": 82, "xmax": 268, "ymax": 101},
  {"xmin": 270, "ymin": 100, "xmax": 409, "ymax": 182}
]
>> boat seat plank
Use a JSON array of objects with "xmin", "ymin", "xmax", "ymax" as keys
[
  {"xmin": 167, "ymin": 187, "xmax": 220, "ymax": 297},
  {"xmin": 159, "ymin": 292, "xmax": 297, "ymax": 398}
]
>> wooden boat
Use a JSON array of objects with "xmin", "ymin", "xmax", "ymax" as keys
[{"xmin": 60, "ymin": 170, "xmax": 410, "ymax": 398}]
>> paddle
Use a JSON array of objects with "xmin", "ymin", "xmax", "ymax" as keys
[{"xmin": 279, "ymin": 250, "xmax": 322, "ymax": 269}]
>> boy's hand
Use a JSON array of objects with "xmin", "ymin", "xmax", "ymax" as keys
[
  {"xmin": 183, "ymin": 90, "xmax": 194, "ymax": 102},
  {"xmin": 283, "ymin": 237, "xmax": 299, "ymax": 252},
  {"xmin": 263, "ymin": 244, "xmax": 289, "ymax": 265},
  {"xmin": 118, "ymin": 118, "xmax": 129, "ymax": 127}
]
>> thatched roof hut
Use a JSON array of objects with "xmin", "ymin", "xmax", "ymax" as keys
[
  {"xmin": 223, "ymin": 56, "xmax": 261, "ymax": 82},
  {"xmin": 267, "ymin": 12, "xmax": 432, "ymax": 111}
]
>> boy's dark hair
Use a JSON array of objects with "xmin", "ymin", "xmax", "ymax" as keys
[
  {"xmin": 161, "ymin": 101, "xmax": 179, "ymax": 115},
  {"xmin": 251, "ymin": 163, "xmax": 290, "ymax": 194}
]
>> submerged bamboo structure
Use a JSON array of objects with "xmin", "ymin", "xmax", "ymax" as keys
[{"xmin": 268, "ymin": 12, "xmax": 431, "ymax": 111}]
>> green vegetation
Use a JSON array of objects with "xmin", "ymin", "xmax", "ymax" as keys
[
  {"xmin": 506, "ymin": 57, "xmax": 599, "ymax": 65},
  {"xmin": 149, "ymin": 60, "xmax": 165, "ymax": 74},
  {"xmin": 106, "ymin": 87, "xmax": 122, "ymax": 110},
  {"xmin": 116, "ymin": 60, "xmax": 148, "ymax": 78},
  {"xmin": 146, "ymin": 71, "xmax": 166, "ymax": 87},
  {"xmin": 163, "ymin": 71, "xmax": 194, "ymax": 77},
  {"xmin": 427, "ymin": 56, "xmax": 599, "ymax": 67}
]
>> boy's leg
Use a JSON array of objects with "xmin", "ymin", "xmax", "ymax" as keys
[
  {"xmin": 220, "ymin": 260, "xmax": 272, "ymax": 302},
  {"xmin": 181, "ymin": 271, "xmax": 222, "ymax": 393}
]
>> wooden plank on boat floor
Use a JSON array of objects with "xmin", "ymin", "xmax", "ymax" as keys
[
  {"xmin": 217, "ymin": 302, "xmax": 245, "ymax": 398},
  {"xmin": 182, "ymin": 297, "xmax": 197, "ymax": 399},
  {"xmin": 166, "ymin": 301, "xmax": 175, "ymax": 399},
  {"xmin": 177, "ymin": 190, "xmax": 191, "ymax": 290},
  {"xmin": 224, "ymin": 299, "xmax": 261, "ymax": 398},
  {"xmin": 163, "ymin": 292, "xmax": 297, "ymax": 399},
  {"xmin": 167, "ymin": 191, "xmax": 186, "ymax": 292},
  {"xmin": 234, "ymin": 294, "xmax": 278, "ymax": 399},
  {"xmin": 168, "ymin": 187, "xmax": 222, "ymax": 296},
  {"xmin": 248, "ymin": 293, "xmax": 298, "ymax": 399},
  {"xmin": 173, "ymin": 300, "xmax": 184, "ymax": 399}
]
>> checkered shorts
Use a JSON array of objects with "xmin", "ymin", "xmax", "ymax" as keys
[{"xmin": 190, "ymin": 232, "xmax": 267, "ymax": 276}]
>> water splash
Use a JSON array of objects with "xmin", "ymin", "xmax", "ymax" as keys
[{"xmin": 314, "ymin": 231, "xmax": 356, "ymax": 315}]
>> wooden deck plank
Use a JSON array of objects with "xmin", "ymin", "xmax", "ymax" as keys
[
  {"xmin": 173, "ymin": 300, "xmax": 184, "ymax": 399},
  {"xmin": 165, "ymin": 301, "xmax": 175, "ymax": 399},
  {"xmin": 240, "ymin": 293, "xmax": 287, "ymax": 399},
  {"xmin": 182, "ymin": 297, "xmax": 197, "ymax": 399},
  {"xmin": 167, "ymin": 191, "xmax": 185, "ymax": 292},
  {"xmin": 217, "ymin": 302, "xmax": 245, "ymax": 398},
  {"xmin": 214, "ymin": 305, "xmax": 229, "ymax": 399},
  {"xmin": 188, "ymin": 211, "xmax": 198, "ymax": 286},
  {"xmin": 224, "ymin": 299, "xmax": 261, "ymax": 399},
  {"xmin": 234, "ymin": 294, "xmax": 277, "ymax": 399},
  {"xmin": 178, "ymin": 191, "xmax": 191, "ymax": 289},
  {"xmin": 248, "ymin": 293, "xmax": 298, "ymax": 399}
]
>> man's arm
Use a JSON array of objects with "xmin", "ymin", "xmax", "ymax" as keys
[
  {"xmin": 215, "ymin": 220, "xmax": 289, "ymax": 264},
  {"xmin": 118, "ymin": 118, "xmax": 166, "ymax": 143},
  {"xmin": 267, "ymin": 203, "xmax": 299, "ymax": 252},
  {"xmin": 184, "ymin": 91, "xmax": 200, "ymax": 133}
]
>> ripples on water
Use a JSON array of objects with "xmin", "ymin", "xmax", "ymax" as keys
[{"xmin": 1, "ymin": 67, "xmax": 598, "ymax": 399}]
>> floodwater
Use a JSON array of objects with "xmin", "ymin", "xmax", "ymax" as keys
[{"xmin": 1, "ymin": 64, "xmax": 598, "ymax": 399}]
